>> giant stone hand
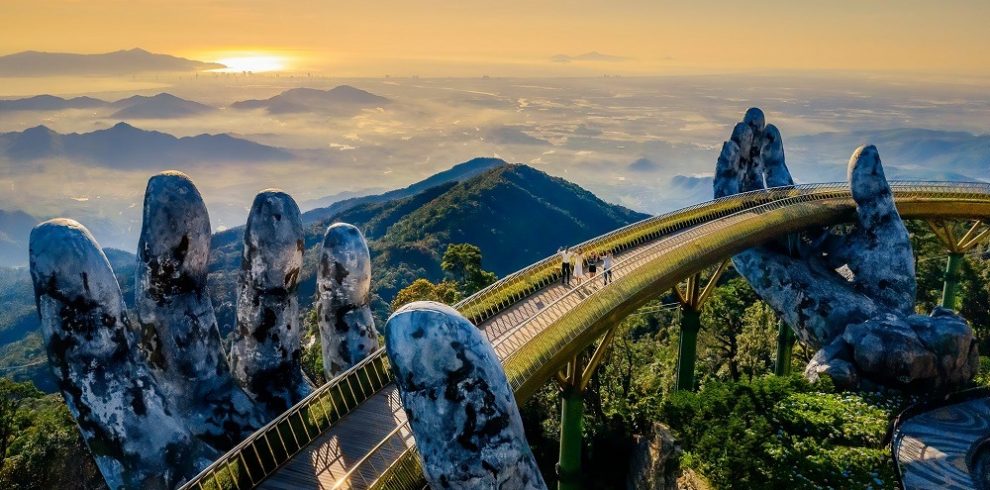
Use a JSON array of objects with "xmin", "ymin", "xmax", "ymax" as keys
[
  {"xmin": 716, "ymin": 108, "xmax": 978, "ymax": 391},
  {"xmin": 385, "ymin": 302, "xmax": 547, "ymax": 489},
  {"xmin": 29, "ymin": 171, "xmax": 319, "ymax": 488}
]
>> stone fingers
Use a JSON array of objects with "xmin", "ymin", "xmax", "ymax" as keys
[
  {"xmin": 385, "ymin": 301, "xmax": 547, "ymax": 490},
  {"xmin": 317, "ymin": 222, "xmax": 379, "ymax": 378},
  {"xmin": 135, "ymin": 171, "xmax": 263, "ymax": 450},
  {"xmin": 761, "ymin": 124, "xmax": 793, "ymax": 188},
  {"xmin": 732, "ymin": 248, "xmax": 878, "ymax": 350},
  {"xmin": 229, "ymin": 189, "xmax": 311, "ymax": 418},
  {"xmin": 30, "ymin": 219, "xmax": 215, "ymax": 489},
  {"xmin": 842, "ymin": 145, "xmax": 916, "ymax": 314}
]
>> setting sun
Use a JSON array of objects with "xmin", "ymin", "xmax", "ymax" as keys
[{"xmin": 213, "ymin": 55, "xmax": 285, "ymax": 73}]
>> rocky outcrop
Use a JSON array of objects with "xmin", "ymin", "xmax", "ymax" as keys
[
  {"xmin": 627, "ymin": 423, "xmax": 680, "ymax": 490},
  {"xmin": 229, "ymin": 190, "xmax": 312, "ymax": 417},
  {"xmin": 385, "ymin": 301, "xmax": 547, "ymax": 489},
  {"xmin": 716, "ymin": 108, "xmax": 978, "ymax": 391},
  {"xmin": 30, "ymin": 219, "xmax": 216, "ymax": 490},
  {"xmin": 316, "ymin": 223, "xmax": 379, "ymax": 378}
]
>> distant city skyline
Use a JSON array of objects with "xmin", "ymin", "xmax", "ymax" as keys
[{"xmin": 3, "ymin": 1, "xmax": 990, "ymax": 77}]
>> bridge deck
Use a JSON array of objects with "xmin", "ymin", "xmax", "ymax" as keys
[
  {"xmin": 894, "ymin": 395, "xmax": 990, "ymax": 490},
  {"xmin": 261, "ymin": 250, "xmax": 639, "ymax": 489}
]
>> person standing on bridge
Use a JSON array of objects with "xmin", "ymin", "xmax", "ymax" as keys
[
  {"xmin": 559, "ymin": 247, "xmax": 572, "ymax": 285},
  {"xmin": 603, "ymin": 251, "xmax": 614, "ymax": 285},
  {"xmin": 572, "ymin": 248, "xmax": 584, "ymax": 286}
]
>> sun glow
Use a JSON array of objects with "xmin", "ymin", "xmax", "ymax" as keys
[{"xmin": 213, "ymin": 55, "xmax": 286, "ymax": 73}]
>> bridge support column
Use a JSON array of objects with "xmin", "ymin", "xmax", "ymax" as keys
[
  {"xmin": 675, "ymin": 308, "xmax": 700, "ymax": 391},
  {"xmin": 927, "ymin": 220, "xmax": 988, "ymax": 310},
  {"xmin": 554, "ymin": 327, "xmax": 617, "ymax": 490},
  {"xmin": 673, "ymin": 260, "xmax": 730, "ymax": 391},
  {"xmin": 774, "ymin": 321, "xmax": 794, "ymax": 376},
  {"xmin": 557, "ymin": 385, "xmax": 584, "ymax": 490},
  {"xmin": 941, "ymin": 252, "xmax": 964, "ymax": 309}
]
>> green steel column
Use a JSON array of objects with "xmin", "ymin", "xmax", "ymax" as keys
[
  {"xmin": 774, "ymin": 321, "xmax": 794, "ymax": 376},
  {"xmin": 941, "ymin": 252, "xmax": 964, "ymax": 309},
  {"xmin": 676, "ymin": 307, "xmax": 701, "ymax": 391},
  {"xmin": 558, "ymin": 386, "xmax": 584, "ymax": 490}
]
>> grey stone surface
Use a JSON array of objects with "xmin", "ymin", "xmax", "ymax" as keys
[
  {"xmin": 627, "ymin": 422, "xmax": 680, "ymax": 490},
  {"xmin": 134, "ymin": 171, "xmax": 264, "ymax": 449},
  {"xmin": 716, "ymin": 108, "xmax": 977, "ymax": 391},
  {"xmin": 385, "ymin": 301, "xmax": 546, "ymax": 489},
  {"xmin": 317, "ymin": 222, "xmax": 379, "ymax": 378},
  {"xmin": 30, "ymin": 219, "xmax": 216, "ymax": 490},
  {"xmin": 229, "ymin": 190, "xmax": 312, "ymax": 417}
]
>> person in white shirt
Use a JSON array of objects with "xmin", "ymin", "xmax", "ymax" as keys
[
  {"xmin": 603, "ymin": 251, "xmax": 614, "ymax": 285},
  {"xmin": 559, "ymin": 247, "xmax": 572, "ymax": 285},
  {"xmin": 572, "ymin": 248, "xmax": 584, "ymax": 286}
]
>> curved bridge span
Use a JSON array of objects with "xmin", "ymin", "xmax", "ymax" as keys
[{"xmin": 181, "ymin": 181, "xmax": 990, "ymax": 490}]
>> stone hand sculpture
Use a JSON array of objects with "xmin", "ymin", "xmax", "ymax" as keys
[
  {"xmin": 385, "ymin": 301, "xmax": 547, "ymax": 489},
  {"xmin": 30, "ymin": 171, "xmax": 315, "ymax": 488},
  {"xmin": 716, "ymin": 108, "xmax": 978, "ymax": 391},
  {"xmin": 317, "ymin": 223, "xmax": 379, "ymax": 378}
]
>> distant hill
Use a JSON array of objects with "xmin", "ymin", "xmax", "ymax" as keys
[
  {"xmin": 0, "ymin": 161, "xmax": 646, "ymax": 392},
  {"xmin": 0, "ymin": 95, "xmax": 106, "ymax": 111},
  {"xmin": 110, "ymin": 93, "xmax": 215, "ymax": 119},
  {"xmin": 0, "ymin": 48, "xmax": 224, "ymax": 76},
  {"xmin": 301, "ymin": 157, "xmax": 508, "ymax": 223},
  {"xmin": 0, "ymin": 123, "xmax": 292, "ymax": 167},
  {"xmin": 230, "ymin": 85, "xmax": 389, "ymax": 114}
]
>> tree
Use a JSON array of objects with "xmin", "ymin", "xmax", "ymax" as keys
[
  {"xmin": 390, "ymin": 279, "xmax": 461, "ymax": 311},
  {"xmin": 0, "ymin": 378, "xmax": 40, "ymax": 469},
  {"xmin": 441, "ymin": 243, "xmax": 498, "ymax": 296},
  {"xmin": 698, "ymin": 277, "xmax": 760, "ymax": 381},
  {"xmin": 0, "ymin": 378, "xmax": 104, "ymax": 489}
]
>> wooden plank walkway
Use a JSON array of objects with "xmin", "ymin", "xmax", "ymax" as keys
[
  {"xmin": 894, "ymin": 396, "xmax": 990, "ymax": 490},
  {"xmin": 260, "ymin": 244, "xmax": 648, "ymax": 489}
]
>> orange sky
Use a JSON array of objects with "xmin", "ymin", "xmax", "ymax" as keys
[{"xmin": 4, "ymin": 0, "xmax": 989, "ymax": 77}]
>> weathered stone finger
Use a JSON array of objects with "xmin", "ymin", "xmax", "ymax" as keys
[
  {"xmin": 838, "ymin": 145, "xmax": 916, "ymax": 314},
  {"xmin": 385, "ymin": 301, "xmax": 546, "ymax": 489},
  {"xmin": 229, "ymin": 190, "xmax": 311, "ymax": 417},
  {"xmin": 713, "ymin": 141, "xmax": 741, "ymax": 199},
  {"xmin": 135, "ymin": 171, "xmax": 263, "ymax": 449},
  {"xmin": 317, "ymin": 222, "xmax": 379, "ymax": 378},
  {"xmin": 732, "ymin": 248, "xmax": 879, "ymax": 349},
  {"xmin": 30, "ymin": 219, "xmax": 215, "ymax": 489},
  {"xmin": 761, "ymin": 124, "xmax": 793, "ymax": 187}
]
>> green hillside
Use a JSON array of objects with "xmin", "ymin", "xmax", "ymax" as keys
[{"xmin": 2, "ymin": 163, "xmax": 647, "ymax": 392}]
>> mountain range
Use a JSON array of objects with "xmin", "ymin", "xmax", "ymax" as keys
[
  {"xmin": 0, "ymin": 123, "xmax": 292, "ymax": 166},
  {"xmin": 0, "ymin": 48, "xmax": 223, "ymax": 76},
  {"xmin": 231, "ymin": 85, "xmax": 389, "ymax": 113},
  {"xmin": 0, "ymin": 161, "xmax": 646, "ymax": 392},
  {"xmin": 1, "ymin": 92, "xmax": 216, "ymax": 118}
]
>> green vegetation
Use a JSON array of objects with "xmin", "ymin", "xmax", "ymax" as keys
[{"xmin": 0, "ymin": 378, "xmax": 103, "ymax": 489}]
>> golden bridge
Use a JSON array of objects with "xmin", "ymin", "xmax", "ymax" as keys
[{"xmin": 179, "ymin": 181, "xmax": 990, "ymax": 490}]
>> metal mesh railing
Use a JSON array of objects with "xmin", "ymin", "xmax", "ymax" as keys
[{"xmin": 180, "ymin": 181, "xmax": 990, "ymax": 490}]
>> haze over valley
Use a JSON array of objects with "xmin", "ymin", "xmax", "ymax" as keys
[{"xmin": 2, "ymin": 55, "xmax": 988, "ymax": 266}]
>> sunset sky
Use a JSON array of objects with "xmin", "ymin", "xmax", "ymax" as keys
[{"xmin": 4, "ymin": 0, "xmax": 990, "ymax": 77}]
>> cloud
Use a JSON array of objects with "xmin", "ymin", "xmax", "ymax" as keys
[
  {"xmin": 627, "ymin": 157, "xmax": 660, "ymax": 172},
  {"xmin": 550, "ymin": 51, "xmax": 628, "ymax": 63}
]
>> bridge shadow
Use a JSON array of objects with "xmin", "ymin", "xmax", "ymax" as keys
[{"xmin": 258, "ymin": 386, "xmax": 411, "ymax": 489}]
